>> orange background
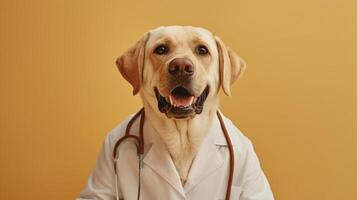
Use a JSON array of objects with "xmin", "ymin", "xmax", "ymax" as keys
[{"xmin": 1, "ymin": 0, "xmax": 356, "ymax": 199}]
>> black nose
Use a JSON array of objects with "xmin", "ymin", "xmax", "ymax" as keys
[{"xmin": 168, "ymin": 58, "xmax": 195, "ymax": 77}]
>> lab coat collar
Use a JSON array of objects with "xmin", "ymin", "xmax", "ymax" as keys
[
  {"xmin": 213, "ymin": 110, "xmax": 229, "ymax": 146},
  {"xmin": 142, "ymin": 111, "xmax": 228, "ymax": 197},
  {"xmin": 143, "ymin": 120, "xmax": 186, "ymax": 198}
]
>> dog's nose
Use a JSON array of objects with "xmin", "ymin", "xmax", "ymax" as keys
[{"xmin": 168, "ymin": 58, "xmax": 194, "ymax": 77}]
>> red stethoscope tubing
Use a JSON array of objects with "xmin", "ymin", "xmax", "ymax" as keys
[{"xmin": 113, "ymin": 108, "xmax": 234, "ymax": 200}]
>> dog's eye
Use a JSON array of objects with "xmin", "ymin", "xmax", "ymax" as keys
[
  {"xmin": 154, "ymin": 45, "xmax": 169, "ymax": 55},
  {"xmin": 196, "ymin": 45, "xmax": 209, "ymax": 55}
]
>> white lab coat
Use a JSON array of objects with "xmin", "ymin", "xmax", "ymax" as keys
[{"xmin": 77, "ymin": 112, "xmax": 274, "ymax": 200}]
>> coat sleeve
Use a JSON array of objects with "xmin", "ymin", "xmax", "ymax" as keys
[
  {"xmin": 239, "ymin": 138, "xmax": 275, "ymax": 200},
  {"xmin": 76, "ymin": 134, "xmax": 119, "ymax": 200}
]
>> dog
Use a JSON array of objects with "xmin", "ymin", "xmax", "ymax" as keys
[
  {"xmin": 117, "ymin": 25, "xmax": 245, "ymax": 183},
  {"xmin": 78, "ymin": 26, "xmax": 274, "ymax": 200}
]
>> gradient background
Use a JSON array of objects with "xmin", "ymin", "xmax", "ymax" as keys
[{"xmin": 1, "ymin": 0, "xmax": 356, "ymax": 199}]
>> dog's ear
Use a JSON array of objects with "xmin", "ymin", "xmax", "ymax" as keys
[
  {"xmin": 215, "ymin": 36, "xmax": 246, "ymax": 96},
  {"xmin": 116, "ymin": 32, "xmax": 151, "ymax": 95}
]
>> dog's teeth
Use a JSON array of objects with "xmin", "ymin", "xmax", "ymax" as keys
[
  {"xmin": 194, "ymin": 97, "xmax": 196, "ymax": 103},
  {"xmin": 189, "ymin": 96, "xmax": 194, "ymax": 105},
  {"xmin": 169, "ymin": 95, "xmax": 173, "ymax": 105}
]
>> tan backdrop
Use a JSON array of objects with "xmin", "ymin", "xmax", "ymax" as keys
[{"xmin": 1, "ymin": 0, "xmax": 356, "ymax": 199}]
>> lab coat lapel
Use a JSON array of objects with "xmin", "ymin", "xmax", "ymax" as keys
[
  {"xmin": 143, "ymin": 129, "xmax": 186, "ymax": 198},
  {"xmin": 184, "ymin": 115, "xmax": 225, "ymax": 193}
]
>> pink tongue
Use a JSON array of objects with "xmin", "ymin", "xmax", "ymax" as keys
[{"xmin": 170, "ymin": 95, "xmax": 194, "ymax": 107}]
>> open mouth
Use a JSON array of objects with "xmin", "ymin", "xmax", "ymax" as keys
[{"xmin": 154, "ymin": 86, "xmax": 209, "ymax": 119}]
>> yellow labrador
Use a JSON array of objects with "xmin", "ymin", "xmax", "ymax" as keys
[
  {"xmin": 116, "ymin": 26, "xmax": 245, "ymax": 183},
  {"xmin": 77, "ymin": 26, "xmax": 275, "ymax": 200}
]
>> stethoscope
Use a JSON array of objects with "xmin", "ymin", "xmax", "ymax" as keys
[{"xmin": 112, "ymin": 108, "xmax": 235, "ymax": 200}]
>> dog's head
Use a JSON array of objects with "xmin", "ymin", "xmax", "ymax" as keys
[{"xmin": 116, "ymin": 26, "xmax": 245, "ymax": 119}]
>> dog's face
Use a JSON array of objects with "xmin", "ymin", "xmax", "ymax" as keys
[{"xmin": 117, "ymin": 26, "xmax": 245, "ymax": 119}]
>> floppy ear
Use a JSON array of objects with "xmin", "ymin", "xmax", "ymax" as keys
[
  {"xmin": 116, "ymin": 32, "xmax": 150, "ymax": 95},
  {"xmin": 215, "ymin": 36, "xmax": 246, "ymax": 96}
]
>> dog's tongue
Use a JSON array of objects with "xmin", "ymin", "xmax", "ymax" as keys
[{"xmin": 169, "ymin": 95, "xmax": 194, "ymax": 107}]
